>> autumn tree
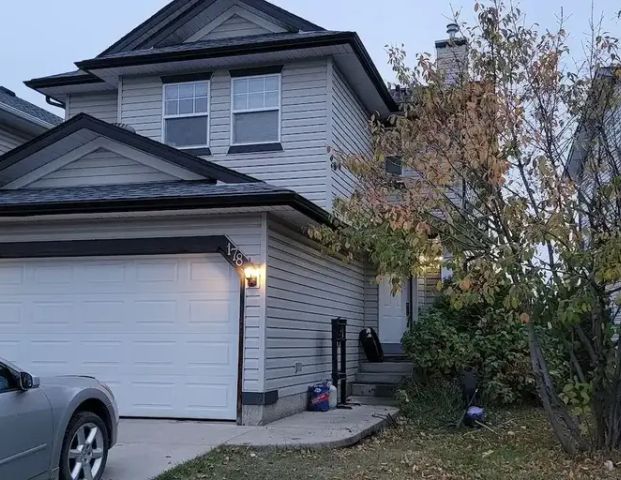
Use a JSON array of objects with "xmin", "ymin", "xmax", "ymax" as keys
[{"xmin": 313, "ymin": 1, "xmax": 621, "ymax": 453}]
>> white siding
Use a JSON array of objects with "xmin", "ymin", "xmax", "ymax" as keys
[
  {"xmin": 0, "ymin": 125, "xmax": 29, "ymax": 154},
  {"xmin": 364, "ymin": 267, "xmax": 379, "ymax": 330},
  {"xmin": 120, "ymin": 60, "xmax": 330, "ymax": 208},
  {"xmin": 329, "ymin": 63, "xmax": 372, "ymax": 201},
  {"xmin": 199, "ymin": 14, "xmax": 271, "ymax": 40},
  {"xmin": 0, "ymin": 213, "xmax": 267, "ymax": 394},
  {"xmin": 121, "ymin": 77, "xmax": 163, "ymax": 140},
  {"xmin": 25, "ymin": 148, "xmax": 177, "ymax": 189},
  {"xmin": 417, "ymin": 268, "xmax": 441, "ymax": 314},
  {"xmin": 265, "ymin": 218, "xmax": 366, "ymax": 397},
  {"xmin": 66, "ymin": 91, "xmax": 118, "ymax": 123}
]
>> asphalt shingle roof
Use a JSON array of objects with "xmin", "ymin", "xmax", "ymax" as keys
[
  {"xmin": 0, "ymin": 87, "xmax": 62, "ymax": 126},
  {"xmin": 0, "ymin": 180, "xmax": 286, "ymax": 206},
  {"xmin": 89, "ymin": 31, "xmax": 344, "ymax": 61}
]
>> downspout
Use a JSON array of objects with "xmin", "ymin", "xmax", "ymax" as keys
[{"xmin": 45, "ymin": 96, "xmax": 65, "ymax": 109}]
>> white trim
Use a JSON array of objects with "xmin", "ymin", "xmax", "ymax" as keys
[
  {"xmin": 230, "ymin": 73, "xmax": 281, "ymax": 146},
  {"xmin": 161, "ymin": 80, "xmax": 211, "ymax": 149},
  {"xmin": 184, "ymin": 5, "xmax": 284, "ymax": 43}
]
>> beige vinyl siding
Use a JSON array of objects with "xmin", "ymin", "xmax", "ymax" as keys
[
  {"xmin": 66, "ymin": 91, "xmax": 118, "ymax": 123},
  {"xmin": 265, "ymin": 218, "xmax": 366, "ymax": 398},
  {"xmin": 329, "ymin": 63, "xmax": 372, "ymax": 201},
  {"xmin": 0, "ymin": 213, "xmax": 267, "ymax": 393},
  {"xmin": 120, "ymin": 59, "xmax": 331, "ymax": 209},
  {"xmin": 25, "ymin": 148, "xmax": 177, "ymax": 189},
  {"xmin": 199, "ymin": 14, "xmax": 271, "ymax": 40},
  {"xmin": 0, "ymin": 125, "xmax": 29, "ymax": 154}
]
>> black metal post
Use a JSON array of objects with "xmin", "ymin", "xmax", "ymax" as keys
[{"xmin": 331, "ymin": 317, "xmax": 350, "ymax": 408}]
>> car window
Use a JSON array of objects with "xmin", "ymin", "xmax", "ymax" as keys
[{"xmin": 0, "ymin": 366, "xmax": 17, "ymax": 393}]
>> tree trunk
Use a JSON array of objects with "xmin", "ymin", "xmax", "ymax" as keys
[{"xmin": 527, "ymin": 323, "xmax": 588, "ymax": 455}]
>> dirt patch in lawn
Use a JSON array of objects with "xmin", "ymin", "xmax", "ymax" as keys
[{"xmin": 157, "ymin": 408, "xmax": 621, "ymax": 480}]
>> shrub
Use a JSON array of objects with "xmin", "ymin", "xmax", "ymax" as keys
[
  {"xmin": 396, "ymin": 380, "xmax": 464, "ymax": 429},
  {"xmin": 402, "ymin": 296, "xmax": 568, "ymax": 405}
]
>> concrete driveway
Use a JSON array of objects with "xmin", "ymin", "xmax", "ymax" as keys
[
  {"xmin": 102, "ymin": 419, "xmax": 254, "ymax": 480},
  {"xmin": 100, "ymin": 405, "xmax": 398, "ymax": 480}
]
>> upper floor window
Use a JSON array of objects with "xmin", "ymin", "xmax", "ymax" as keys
[
  {"xmin": 163, "ymin": 80, "xmax": 210, "ymax": 148},
  {"xmin": 231, "ymin": 74, "xmax": 281, "ymax": 145}
]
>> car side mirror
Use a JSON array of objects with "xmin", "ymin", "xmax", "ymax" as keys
[{"xmin": 18, "ymin": 372, "xmax": 40, "ymax": 391}]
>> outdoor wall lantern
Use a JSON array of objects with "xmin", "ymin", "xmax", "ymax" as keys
[{"xmin": 244, "ymin": 265, "xmax": 261, "ymax": 289}]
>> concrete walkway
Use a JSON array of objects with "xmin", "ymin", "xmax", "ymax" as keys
[
  {"xmin": 102, "ymin": 404, "xmax": 398, "ymax": 480},
  {"xmin": 227, "ymin": 404, "xmax": 399, "ymax": 449}
]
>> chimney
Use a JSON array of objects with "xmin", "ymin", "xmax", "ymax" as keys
[{"xmin": 435, "ymin": 23, "xmax": 468, "ymax": 85}]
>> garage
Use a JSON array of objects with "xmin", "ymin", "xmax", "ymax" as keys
[{"xmin": 0, "ymin": 253, "xmax": 241, "ymax": 420}]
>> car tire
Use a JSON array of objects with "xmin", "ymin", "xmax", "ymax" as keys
[{"xmin": 59, "ymin": 411, "xmax": 109, "ymax": 480}]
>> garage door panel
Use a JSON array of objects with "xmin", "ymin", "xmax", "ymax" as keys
[
  {"xmin": 0, "ymin": 302, "xmax": 22, "ymax": 326},
  {"xmin": 0, "ymin": 266, "xmax": 24, "ymax": 284},
  {"xmin": 1, "ymin": 254, "xmax": 240, "ymax": 420}
]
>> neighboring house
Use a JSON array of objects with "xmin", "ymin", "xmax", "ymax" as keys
[
  {"xmin": 0, "ymin": 0, "xmax": 455, "ymax": 425},
  {"xmin": 568, "ymin": 66, "xmax": 621, "ymax": 185},
  {"xmin": 0, "ymin": 86, "xmax": 62, "ymax": 154}
]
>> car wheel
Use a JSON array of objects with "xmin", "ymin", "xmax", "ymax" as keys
[{"xmin": 59, "ymin": 411, "xmax": 109, "ymax": 480}]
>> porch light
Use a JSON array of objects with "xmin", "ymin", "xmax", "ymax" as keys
[{"xmin": 244, "ymin": 265, "xmax": 261, "ymax": 289}]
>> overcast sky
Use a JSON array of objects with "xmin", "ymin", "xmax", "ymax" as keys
[{"xmin": 1, "ymin": 0, "xmax": 618, "ymax": 116}]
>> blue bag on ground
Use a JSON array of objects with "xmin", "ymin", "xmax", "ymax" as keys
[{"xmin": 308, "ymin": 383, "xmax": 330, "ymax": 412}]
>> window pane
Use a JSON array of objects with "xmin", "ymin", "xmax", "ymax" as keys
[
  {"xmin": 165, "ymin": 100, "xmax": 178, "ymax": 115},
  {"xmin": 264, "ymin": 91, "xmax": 279, "ymax": 108},
  {"xmin": 164, "ymin": 85, "xmax": 178, "ymax": 100},
  {"xmin": 265, "ymin": 76, "xmax": 279, "ymax": 91},
  {"xmin": 233, "ymin": 94, "xmax": 248, "ymax": 110},
  {"xmin": 194, "ymin": 97, "xmax": 208, "ymax": 113},
  {"xmin": 195, "ymin": 81, "xmax": 209, "ymax": 97},
  {"xmin": 179, "ymin": 84, "xmax": 194, "ymax": 99},
  {"xmin": 233, "ymin": 78, "xmax": 248, "ymax": 94},
  {"xmin": 165, "ymin": 116, "xmax": 208, "ymax": 147},
  {"xmin": 179, "ymin": 98, "xmax": 194, "ymax": 115},
  {"xmin": 248, "ymin": 92, "xmax": 264, "ymax": 109},
  {"xmin": 233, "ymin": 111, "xmax": 278, "ymax": 144},
  {"xmin": 248, "ymin": 77, "xmax": 265, "ymax": 93}
]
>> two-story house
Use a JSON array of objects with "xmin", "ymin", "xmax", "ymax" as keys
[
  {"xmin": 0, "ymin": 86, "xmax": 61, "ymax": 154},
  {"xmin": 0, "ymin": 0, "xmax": 404, "ymax": 426}
]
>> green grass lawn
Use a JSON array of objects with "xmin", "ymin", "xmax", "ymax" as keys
[{"xmin": 157, "ymin": 407, "xmax": 621, "ymax": 480}]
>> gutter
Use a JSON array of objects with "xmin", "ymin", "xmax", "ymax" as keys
[
  {"xmin": 0, "ymin": 191, "xmax": 334, "ymax": 226},
  {"xmin": 0, "ymin": 102, "xmax": 59, "ymax": 131},
  {"xmin": 75, "ymin": 32, "xmax": 399, "ymax": 113},
  {"xmin": 25, "ymin": 73, "xmax": 105, "ymax": 90}
]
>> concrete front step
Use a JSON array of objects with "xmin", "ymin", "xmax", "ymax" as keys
[
  {"xmin": 348, "ymin": 395, "xmax": 399, "ymax": 407},
  {"xmin": 356, "ymin": 372, "xmax": 410, "ymax": 385},
  {"xmin": 360, "ymin": 361, "xmax": 414, "ymax": 375},
  {"xmin": 351, "ymin": 382, "xmax": 399, "ymax": 398}
]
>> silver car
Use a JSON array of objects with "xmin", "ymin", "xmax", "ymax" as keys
[{"xmin": 0, "ymin": 358, "xmax": 118, "ymax": 480}]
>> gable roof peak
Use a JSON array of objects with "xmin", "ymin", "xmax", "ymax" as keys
[
  {"xmin": 0, "ymin": 113, "xmax": 258, "ymax": 185},
  {"xmin": 99, "ymin": 0, "xmax": 324, "ymax": 57}
]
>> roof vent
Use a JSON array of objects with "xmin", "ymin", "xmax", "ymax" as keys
[
  {"xmin": 114, "ymin": 122, "xmax": 136, "ymax": 133},
  {"xmin": 446, "ymin": 23, "xmax": 459, "ymax": 39},
  {"xmin": 0, "ymin": 86, "xmax": 16, "ymax": 97}
]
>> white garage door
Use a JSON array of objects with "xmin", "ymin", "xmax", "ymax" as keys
[{"xmin": 0, "ymin": 254, "xmax": 240, "ymax": 420}]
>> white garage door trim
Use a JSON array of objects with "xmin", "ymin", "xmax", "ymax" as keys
[{"xmin": 1, "ymin": 253, "xmax": 242, "ymax": 421}]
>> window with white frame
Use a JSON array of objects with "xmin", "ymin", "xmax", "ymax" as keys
[
  {"xmin": 231, "ymin": 74, "xmax": 281, "ymax": 145},
  {"xmin": 163, "ymin": 80, "xmax": 210, "ymax": 148}
]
